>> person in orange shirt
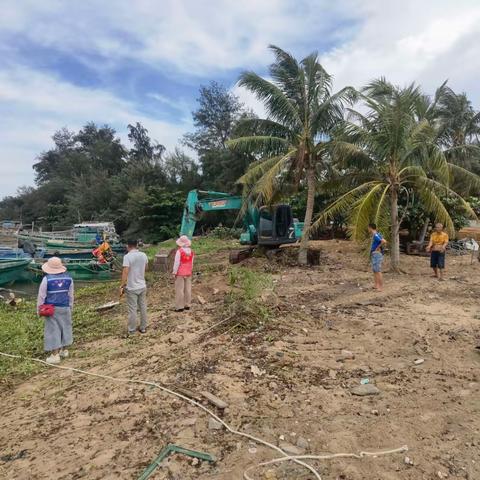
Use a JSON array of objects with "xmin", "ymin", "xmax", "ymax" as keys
[{"xmin": 426, "ymin": 223, "xmax": 449, "ymax": 280}]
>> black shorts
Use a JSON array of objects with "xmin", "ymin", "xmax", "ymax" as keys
[{"xmin": 430, "ymin": 251, "xmax": 445, "ymax": 269}]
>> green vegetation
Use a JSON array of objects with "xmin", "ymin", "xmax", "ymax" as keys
[
  {"xmin": 143, "ymin": 235, "xmax": 239, "ymax": 261},
  {"xmin": 0, "ymin": 286, "xmax": 121, "ymax": 382},
  {"xmin": 221, "ymin": 266, "xmax": 273, "ymax": 332},
  {"xmin": 311, "ymin": 80, "xmax": 480, "ymax": 269},
  {"xmin": 1, "ymin": 46, "xmax": 479, "ymax": 264},
  {"xmin": 229, "ymin": 45, "xmax": 355, "ymax": 265},
  {"xmin": 0, "ymin": 83, "xmax": 253, "ymax": 242}
]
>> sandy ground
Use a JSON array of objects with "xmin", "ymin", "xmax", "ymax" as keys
[{"xmin": 1, "ymin": 240, "xmax": 479, "ymax": 480}]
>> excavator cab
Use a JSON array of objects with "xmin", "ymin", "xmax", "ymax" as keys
[{"xmin": 257, "ymin": 205, "xmax": 298, "ymax": 246}]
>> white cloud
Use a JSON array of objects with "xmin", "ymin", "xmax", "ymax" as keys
[
  {"xmin": 231, "ymin": 84, "xmax": 268, "ymax": 119},
  {"xmin": 322, "ymin": 0, "xmax": 480, "ymax": 102},
  {"xmin": 0, "ymin": 67, "xmax": 191, "ymax": 196},
  {"xmin": 2, "ymin": 0, "xmax": 480, "ymax": 198},
  {"xmin": 0, "ymin": 0, "xmax": 359, "ymax": 76}
]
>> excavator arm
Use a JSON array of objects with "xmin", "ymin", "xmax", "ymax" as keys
[{"xmin": 180, "ymin": 190, "xmax": 247, "ymax": 239}]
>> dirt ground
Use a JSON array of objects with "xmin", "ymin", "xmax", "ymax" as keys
[{"xmin": 1, "ymin": 240, "xmax": 479, "ymax": 480}]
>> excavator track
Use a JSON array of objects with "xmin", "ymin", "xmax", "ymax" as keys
[{"xmin": 229, "ymin": 247, "xmax": 254, "ymax": 264}]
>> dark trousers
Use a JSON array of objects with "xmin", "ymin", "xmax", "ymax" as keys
[{"xmin": 430, "ymin": 251, "xmax": 445, "ymax": 269}]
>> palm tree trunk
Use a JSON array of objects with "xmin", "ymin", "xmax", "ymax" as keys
[
  {"xmin": 298, "ymin": 167, "xmax": 316, "ymax": 265},
  {"xmin": 390, "ymin": 187, "xmax": 400, "ymax": 270}
]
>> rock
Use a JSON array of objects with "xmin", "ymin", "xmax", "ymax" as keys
[
  {"xmin": 251, "ymin": 365, "xmax": 265, "ymax": 377},
  {"xmin": 168, "ymin": 333, "xmax": 184, "ymax": 344},
  {"xmin": 437, "ymin": 471, "xmax": 448, "ymax": 479},
  {"xmin": 296, "ymin": 436, "xmax": 309, "ymax": 450},
  {"xmin": 414, "ymin": 358, "xmax": 425, "ymax": 365},
  {"xmin": 328, "ymin": 369, "xmax": 337, "ymax": 379},
  {"xmin": 350, "ymin": 384, "xmax": 380, "ymax": 396},
  {"xmin": 265, "ymin": 469, "xmax": 278, "ymax": 479},
  {"xmin": 269, "ymin": 382, "xmax": 278, "ymax": 390},
  {"xmin": 213, "ymin": 288, "xmax": 219, "ymax": 295},
  {"xmin": 197, "ymin": 295, "xmax": 207, "ymax": 305},
  {"xmin": 371, "ymin": 409, "xmax": 379, "ymax": 416},
  {"xmin": 208, "ymin": 418, "xmax": 223, "ymax": 430},
  {"xmin": 404, "ymin": 456, "xmax": 414, "ymax": 465},
  {"xmin": 337, "ymin": 350, "xmax": 355, "ymax": 362},
  {"xmin": 279, "ymin": 441, "xmax": 304, "ymax": 455}
]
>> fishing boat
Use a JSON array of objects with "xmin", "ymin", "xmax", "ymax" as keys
[
  {"xmin": 0, "ymin": 246, "xmax": 32, "ymax": 259},
  {"xmin": 17, "ymin": 222, "xmax": 120, "ymax": 244},
  {"xmin": 16, "ymin": 222, "xmax": 125, "ymax": 256},
  {"xmin": 0, "ymin": 259, "xmax": 32, "ymax": 286},
  {"xmin": 41, "ymin": 247, "xmax": 96, "ymax": 260},
  {"xmin": 28, "ymin": 258, "xmax": 117, "ymax": 281}
]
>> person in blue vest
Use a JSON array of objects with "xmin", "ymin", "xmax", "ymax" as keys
[{"xmin": 37, "ymin": 257, "xmax": 74, "ymax": 364}]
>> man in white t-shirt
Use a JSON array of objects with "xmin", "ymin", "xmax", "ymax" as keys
[{"xmin": 121, "ymin": 240, "xmax": 149, "ymax": 334}]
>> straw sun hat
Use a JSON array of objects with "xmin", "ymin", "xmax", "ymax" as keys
[
  {"xmin": 41, "ymin": 257, "xmax": 67, "ymax": 274},
  {"xmin": 176, "ymin": 235, "xmax": 191, "ymax": 248}
]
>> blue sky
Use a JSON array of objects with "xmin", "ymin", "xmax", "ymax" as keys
[{"xmin": 1, "ymin": 0, "xmax": 480, "ymax": 196}]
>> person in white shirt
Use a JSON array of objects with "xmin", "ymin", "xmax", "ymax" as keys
[{"xmin": 121, "ymin": 240, "xmax": 149, "ymax": 334}]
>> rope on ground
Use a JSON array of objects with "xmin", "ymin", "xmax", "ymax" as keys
[
  {"xmin": 0, "ymin": 351, "xmax": 407, "ymax": 480},
  {"xmin": 243, "ymin": 446, "xmax": 409, "ymax": 480},
  {"xmin": 0, "ymin": 351, "xmax": 320, "ymax": 479}
]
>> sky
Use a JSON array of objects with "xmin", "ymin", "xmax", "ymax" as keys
[{"xmin": 1, "ymin": 0, "xmax": 480, "ymax": 197}]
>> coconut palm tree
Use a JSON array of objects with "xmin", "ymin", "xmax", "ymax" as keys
[
  {"xmin": 311, "ymin": 79, "xmax": 480, "ymax": 270},
  {"xmin": 228, "ymin": 45, "xmax": 355, "ymax": 264},
  {"xmin": 435, "ymin": 87, "xmax": 480, "ymax": 174}
]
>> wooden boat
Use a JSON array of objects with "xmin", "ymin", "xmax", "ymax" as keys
[
  {"xmin": 0, "ymin": 259, "xmax": 32, "ymax": 286},
  {"xmin": 28, "ymin": 259, "xmax": 117, "ymax": 281},
  {"xmin": 0, "ymin": 247, "xmax": 31, "ymax": 259},
  {"xmin": 41, "ymin": 247, "xmax": 96, "ymax": 259}
]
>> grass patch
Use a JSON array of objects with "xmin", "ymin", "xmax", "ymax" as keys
[
  {"xmin": 219, "ymin": 266, "xmax": 274, "ymax": 333},
  {"xmin": 0, "ymin": 284, "xmax": 122, "ymax": 384},
  {"xmin": 144, "ymin": 236, "xmax": 239, "ymax": 261}
]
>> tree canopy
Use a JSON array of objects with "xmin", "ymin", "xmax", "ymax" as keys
[{"xmin": 1, "ymin": 48, "xmax": 479, "ymax": 254}]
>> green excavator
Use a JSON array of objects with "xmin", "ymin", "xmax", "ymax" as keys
[{"xmin": 180, "ymin": 190, "xmax": 303, "ymax": 262}]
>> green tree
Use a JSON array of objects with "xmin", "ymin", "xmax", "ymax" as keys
[
  {"xmin": 228, "ymin": 45, "xmax": 355, "ymax": 264},
  {"xmin": 127, "ymin": 122, "xmax": 165, "ymax": 166},
  {"xmin": 163, "ymin": 148, "xmax": 201, "ymax": 190},
  {"xmin": 312, "ymin": 79, "xmax": 480, "ymax": 269},
  {"xmin": 183, "ymin": 81, "xmax": 253, "ymax": 192}
]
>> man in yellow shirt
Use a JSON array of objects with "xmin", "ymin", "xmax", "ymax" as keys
[{"xmin": 426, "ymin": 223, "xmax": 449, "ymax": 280}]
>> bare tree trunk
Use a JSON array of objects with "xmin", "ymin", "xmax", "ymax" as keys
[
  {"xmin": 298, "ymin": 168, "xmax": 316, "ymax": 265},
  {"xmin": 390, "ymin": 187, "xmax": 400, "ymax": 270},
  {"xmin": 418, "ymin": 221, "xmax": 429, "ymax": 243}
]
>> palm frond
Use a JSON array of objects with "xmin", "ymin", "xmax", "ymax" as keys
[
  {"xmin": 248, "ymin": 150, "xmax": 296, "ymax": 203},
  {"xmin": 310, "ymin": 181, "xmax": 381, "ymax": 233},
  {"xmin": 235, "ymin": 118, "xmax": 292, "ymax": 140},
  {"xmin": 237, "ymin": 155, "xmax": 289, "ymax": 187},
  {"xmin": 416, "ymin": 186, "xmax": 455, "ymax": 236},
  {"xmin": 238, "ymin": 72, "xmax": 301, "ymax": 129},
  {"xmin": 350, "ymin": 183, "xmax": 386, "ymax": 241},
  {"xmin": 448, "ymin": 163, "xmax": 480, "ymax": 194},
  {"xmin": 227, "ymin": 136, "xmax": 288, "ymax": 156}
]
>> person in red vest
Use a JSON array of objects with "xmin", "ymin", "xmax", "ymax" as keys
[{"xmin": 172, "ymin": 235, "xmax": 194, "ymax": 312}]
